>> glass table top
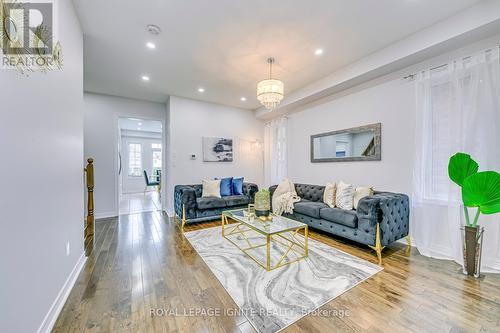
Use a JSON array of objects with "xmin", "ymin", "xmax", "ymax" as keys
[{"xmin": 222, "ymin": 209, "xmax": 307, "ymax": 235}]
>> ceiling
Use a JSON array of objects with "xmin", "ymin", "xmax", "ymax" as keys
[
  {"xmin": 119, "ymin": 118, "xmax": 162, "ymax": 133},
  {"xmin": 74, "ymin": 0, "xmax": 483, "ymax": 110}
]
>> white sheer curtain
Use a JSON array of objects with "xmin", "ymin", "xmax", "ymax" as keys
[
  {"xmin": 412, "ymin": 46, "xmax": 500, "ymax": 272},
  {"xmin": 264, "ymin": 117, "xmax": 288, "ymax": 187}
]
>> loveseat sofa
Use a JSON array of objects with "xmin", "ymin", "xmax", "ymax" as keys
[
  {"xmin": 174, "ymin": 183, "xmax": 258, "ymax": 231},
  {"xmin": 269, "ymin": 183, "xmax": 410, "ymax": 264}
]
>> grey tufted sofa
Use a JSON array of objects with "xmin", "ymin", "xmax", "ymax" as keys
[
  {"xmin": 174, "ymin": 183, "xmax": 258, "ymax": 231},
  {"xmin": 269, "ymin": 183, "xmax": 410, "ymax": 264}
]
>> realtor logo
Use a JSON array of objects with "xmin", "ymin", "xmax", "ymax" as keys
[
  {"xmin": 2, "ymin": 1, "xmax": 53, "ymax": 54},
  {"xmin": 1, "ymin": 0, "xmax": 62, "ymax": 72}
]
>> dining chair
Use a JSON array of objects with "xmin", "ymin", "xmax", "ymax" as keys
[{"xmin": 143, "ymin": 170, "xmax": 160, "ymax": 194}]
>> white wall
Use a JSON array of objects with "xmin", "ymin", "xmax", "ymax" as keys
[
  {"xmin": 0, "ymin": 1, "xmax": 84, "ymax": 332},
  {"xmin": 84, "ymin": 93, "xmax": 166, "ymax": 217},
  {"xmin": 165, "ymin": 96, "xmax": 265, "ymax": 215},
  {"xmin": 121, "ymin": 133, "xmax": 162, "ymax": 193},
  {"xmin": 287, "ymin": 76, "xmax": 415, "ymax": 194}
]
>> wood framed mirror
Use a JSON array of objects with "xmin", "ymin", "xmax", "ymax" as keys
[{"xmin": 311, "ymin": 123, "xmax": 381, "ymax": 162}]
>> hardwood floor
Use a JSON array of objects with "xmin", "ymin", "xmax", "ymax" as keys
[{"xmin": 53, "ymin": 211, "xmax": 500, "ymax": 333}]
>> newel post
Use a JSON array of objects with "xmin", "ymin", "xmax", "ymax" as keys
[{"xmin": 85, "ymin": 158, "xmax": 95, "ymax": 245}]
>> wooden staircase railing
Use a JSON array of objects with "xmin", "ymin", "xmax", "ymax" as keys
[{"xmin": 84, "ymin": 158, "xmax": 94, "ymax": 255}]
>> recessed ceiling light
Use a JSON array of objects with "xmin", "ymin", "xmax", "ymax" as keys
[
  {"xmin": 314, "ymin": 48, "xmax": 324, "ymax": 55},
  {"xmin": 137, "ymin": 127, "xmax": 141, "ymax": 130},
  {"xmin": 240, "ymin": 97, "xmax": 247, "ymax": 101},
  {"xmin": 146, "ymin": 42, "xmax": 156, "ymax": 49},
  {"xmin": 142, "ymin": 75, "xmax": 150, "ymax": 81},
  {"xmin": 198, "ymin": 87, "xmax": 205, "ymax": 93},
  {"xmin": 138, "ymin": 122, "xmax": 142, "ymax": 126}
]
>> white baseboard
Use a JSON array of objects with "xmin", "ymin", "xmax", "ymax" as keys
[
  {"xmin": 95, "ymin": 211, "xmax": 118, "ymax": 219},
  {"xmin": 37, "ymin": 253, "xmax": 87, "ymax": 333}
]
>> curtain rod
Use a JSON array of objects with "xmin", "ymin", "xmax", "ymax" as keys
[{"xmin": 403, "ymin": 45, "xmax": 500, "ymax": 80}]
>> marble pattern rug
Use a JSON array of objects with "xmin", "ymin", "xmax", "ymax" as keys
[{"xmin": 185, "ymin": 226, "xmax": 382, "ymax": 333}]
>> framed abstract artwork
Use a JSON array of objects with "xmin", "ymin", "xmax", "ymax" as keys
[{"xmin": 202, "ymin": 137, "xmax": 233, "ymax": 162}]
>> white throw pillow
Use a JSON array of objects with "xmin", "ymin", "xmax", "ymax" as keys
[
  {"xmin": 335, "ymin": 181, "xmax": 355, "ymax": 210},
  {"xmin": 353, "ymin": 186, "xmax": 374, "ymax": 209},
  {"xmin": 323, "ymin": 182, "xmax": 337, "ymax": 208},
  {"xmin": 202, "ymin": 179, "xmax": 221, "ymax": 198}
]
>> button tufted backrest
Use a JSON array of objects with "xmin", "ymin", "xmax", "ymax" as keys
[
  {"xmin": 185, "ymin": 183, "xmax": 257, "ymax": 199},
  {"xmin": 192, "ymin": 184, "xmax": 203, "ymax": 197},
  {"xmin": 375, "ymin": 192, "xmax": 410, "ymax": 245},
  {"xmin": 294, "ymin": 183, "xmax": 325, "ymax": 202}
]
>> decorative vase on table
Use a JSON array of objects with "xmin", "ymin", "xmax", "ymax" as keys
[
  {"xmin": 254, "ymin": 189, "xmax": 271, "ymax": 218},
  {"xmin": 448, "ymin": 152, "xmax": 500, "ymax": 277}
]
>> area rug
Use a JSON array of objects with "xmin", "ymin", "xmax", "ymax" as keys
[{"xmin": 184, "ymin": 226, "xmax": 382, "ymax": 333}]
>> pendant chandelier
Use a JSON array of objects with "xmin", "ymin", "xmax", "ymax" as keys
[{"xmin": 257, "ymin": 57, "xmax": 284, "ymax": 110}]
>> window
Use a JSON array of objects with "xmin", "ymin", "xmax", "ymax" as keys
[
  {"xmin": 128, "ymin": 143, "xmax": 142, "ymax": 177},
  {"xmin": 151, "ymin": 142, "xmax": 162, "ymax": 171},
  {"xmin": 419, "ymin": 63, "xmax": 475, "ymax": 201},
  {"xmin": 426, "ymin": 79, "xmax": 453, "ymax": 200},
  {"xmin": 152, "ymin": 151, "xmax": 162, "ymax": 168}
]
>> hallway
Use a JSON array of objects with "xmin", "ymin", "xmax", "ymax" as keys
[{"xmin": 119, "ymin": 192, "xmax": 161, "ymax": 215}]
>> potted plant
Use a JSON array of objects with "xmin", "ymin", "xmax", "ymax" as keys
[{"xmin": 448, "ymin": 153, "xmax": 500, "ymax": 276}]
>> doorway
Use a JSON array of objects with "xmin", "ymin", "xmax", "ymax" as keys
[{"xmin": 118, "ymin": 117, "xmax": 163, "ymax": 215}]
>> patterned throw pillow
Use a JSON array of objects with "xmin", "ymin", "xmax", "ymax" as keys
[
  {"xmin": 202, "ymin": 179, "xmax": 221, "ymax": 198},
  {"xmin": 323, "ymin": 182, "xmax": 337, "ymax": 208},
  {"xmin": 335, "ymin": 181, "xmax": 355, "ymax": 210},
  {"xmin": 353, "ymin": 186, "xmax": 374, "ymax": 209}
]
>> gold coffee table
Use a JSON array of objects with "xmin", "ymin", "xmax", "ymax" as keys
[{"xmin": 221, "ymin": 209, "xmax": 308, "ymax": 271}]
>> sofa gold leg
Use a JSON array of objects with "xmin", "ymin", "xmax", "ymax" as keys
[
  {"xmin": 368, "ymin": 223, "xmax": 385, "ymax": 265},
  {"xmin": 405, "ymin": 235, "xmax": 411, "ymax": 255},
  {"xmin": 180, "ymin": 204, "xmax": 186, "ymax": 233},
  {"xmin": 375, "ymin": 247, "xmax": 383, "ymax": 266}
]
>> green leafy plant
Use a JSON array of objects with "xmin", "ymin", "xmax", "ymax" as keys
[{"xmin": 448, "ymin": 152, "xmax": 500, "ymax": 227}]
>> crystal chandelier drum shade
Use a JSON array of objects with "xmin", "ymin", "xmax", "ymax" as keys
[
  {"xmin": 257, "ymin": 58, "xmax": 284, "ymax": 110},
  {"xmin": 257, "ymin": 79, "xmax": 284, "ymax": 110}
]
